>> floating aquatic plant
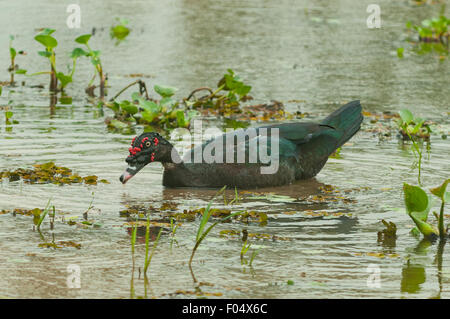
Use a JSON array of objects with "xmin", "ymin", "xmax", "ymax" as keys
[
  {"xmin": 397, "ymin": 109, "xmax": 431, "ymax": 185},
  {"xmin": 402, "ymin": 181, "xmax": 449, "ymax": 240},
  {"xmin": 8, "ymin": 35, "xmax": 26, "ymax": 85},
  {"xmin": 402, "ymin": 15, "xmax": 450, "ymax": 58},
  {"xmin": 75, "ymin": 34, "xmax": 106, "ymax": 99},
  {"xmin": 110, "ymin": 18, "xmax": 130, "ymax": 45},
  {"xmin": 0, "ymin": 162, "xmax": 109, "ymax": 185},
  {"xmin": 184, "ymin": 69, "xmax": 252, "ymax": 116},
  {"xmin": 106, "ymin": 87, "xmax": 198, "ymax": 131}
]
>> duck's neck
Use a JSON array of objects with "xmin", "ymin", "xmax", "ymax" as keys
[{"xmin": 160, "ymin": 143, "xmax": 184, "ymax": 168}]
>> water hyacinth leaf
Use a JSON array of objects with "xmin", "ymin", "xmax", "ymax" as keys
[
  {"xmin": 71, "ymin": 48, "xmax": 88, "ymax": 59},
  {"xmin": 15, "ymin": 69, "xmax": 27, "ymax": 74},
  {"xmin": 120, "ymin": 101, "xmax": 138, "ymax": 115},
  {"xmin": 139, "ymin": 99, "xmax": 160, "ymax": 114},
  {"xmin": 430, "ymin": 179, "xmax": 450, "ymax": 201},
  {"xmin": 403, "ymin": 183, "xmax": 429, "ymax": 215},
  {"xmin": 159, "ymin": 97, "xmax": 175, "ymax": 108},
  {"xmin": 397, "ymin": 47, "xmax": 404, "ymax": 58},
  {"xmin": 154, "ymin": 85, "xmax": 177, "ymax": 98},
  {"xmin": 39, "ymin": 28, "xmax": 55, "ymax": 36},
  {"xmin": 75, "ymin": 34, "xmax": 91, "ymax": 44},
  {"xmin": 35, "ymin": 35, "xmax": 57, "ymax": 48},
  {"xmin": 110, "ymin": 119, "xmax": 129, "ymax": 129},
  {"xmin": 399, "ymin": 109, "xmax": 414, "ymax": 125},
  {"xmin": 131, "ymin": 92, "xmax": 141, "ymax": 102},
  {"xmin": 38, "ymin": 50, "xmax": 52, "ymax": 58},
  {"xmin": 107, "ymin": 102, "xmax": 120, "ymax": 113},
  {"xmin": 111, "ymin": 24, "xmax": 130, "ymax": 41},
  {"xmin": 409, "ymin": 212, "xmax": 438, "ymax": 237},
  {"xmin": 56, "ymin": 72, "xmax": 72, "ymax": 87},
  {"xmin": 10, "ymin": 47, "xmax": 16, "ymax": 59},
  {"xmin": 176, "ymin": 110, "xmax": 186, "ymax": 127},
  {"xmin": 5, "ymin": 111, "xmax": 13, "ymax": 120},
  {"xmin": 141, "ymin": 110, "xmax": 157, "ymax": 123}
]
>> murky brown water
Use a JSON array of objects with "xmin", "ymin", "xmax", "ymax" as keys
[{"xmin": 0, "ymin": 0, "xmax": 449, "ymax": 298}]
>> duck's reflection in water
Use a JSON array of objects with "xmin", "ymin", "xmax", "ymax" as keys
[{"xmin": 120, "ymin": 177, "xmax": 359, "ymax": 239}]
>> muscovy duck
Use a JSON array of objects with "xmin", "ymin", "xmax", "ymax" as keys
[{"xmin": 120, "ymin": 100, "xmax": 363, "ymax": 188}]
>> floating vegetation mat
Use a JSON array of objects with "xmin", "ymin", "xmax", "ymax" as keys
[{"xmin": 0, "ymin": 162, "xmax": 109, "ymax": 185}]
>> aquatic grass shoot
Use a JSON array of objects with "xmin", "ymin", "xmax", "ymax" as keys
[
  {"xmin": 169, "ymin": 217, "xmax": 179, "ymax": 250},
  {"xmin": 189, "ymin": 186, "xmax": 243, "ymax": 282},
  {"xmin": 240, "ymin": 239, "xmax": 259, "ymax": 267},
  {"xmin": 36, "ymin": 198, "xmax": 53, "ymax": 230},
  {"xmin": 143, "ymin": 217, "xmax": 163, "ymax": 276}
]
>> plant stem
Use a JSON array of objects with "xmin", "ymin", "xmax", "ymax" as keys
[
  {"xmin": 405, "ymin": 129, "xmax": 422, "ymax": 186},
  {"xmin": 186, "ymin": 87, "xmax": 214, "ymax": 101},
  {"xmin": 439, "ymin": 201, "xmax": 445, "ymax": 239},
  {"xmin": 143, "ymin": 225, "xmax": 162, "ymax": 275},
  {"xmin": 110, "ymin": 80, "xmax": 140, "ymax": 101},
  {"xmin": 189, "ymin": 210, "xmax": 243, "ymax": 283}
]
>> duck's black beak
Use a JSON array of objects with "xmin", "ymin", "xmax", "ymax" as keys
[{"xmin": 119, "ymin": 163, "xmax": 145, "ymax": 184}]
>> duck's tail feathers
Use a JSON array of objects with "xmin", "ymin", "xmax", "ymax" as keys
[{"xmin": 320, "ymin": 100, "xmax": 363, "ymax": 148}]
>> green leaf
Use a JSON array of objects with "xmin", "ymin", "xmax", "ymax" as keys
[
  {"xmin": 39, "ymin": 28, "xmax": 55, "ymax": 36},
  {"xmin": 159, "ymin": 97, "xmax": 176, "ymax": 108},
  {"xmin": 56, "ymin": 72, "xmax": 72, "ymax": 88},
  {"xmin": 111, "ymin": 24, "xmax": 130, "ymax": 41},
  {"xmin": 139, "ymin": 99, "xmax": 160, "ymax": 114},
  {"xmin": 154, "ymin": 85, "xmax": 177, "ymax": 98},
  {"xmin": 15, "ymin": 69, "xmax": 27, "ymax": 74},
  {"xmin": 10, "ymin": 47, "xmax": 16, "ymax": 60},
  {"xmin": 34, "ymin": 34, "xmax": 57, "ymax": 48},
  {"xmin": 38, "ymin": 50, "xmax": 52, "ymax": 58},
  {"xmin": 75, "ymin": 34, "xmax": 91, "ymax": 45},
  {"xmin": 131, "ymin": 92, "xmax": 141, "ymax": 101},
  {"xmin": 410, "ymin": 212, "xmax": 439, "ymax": 238},
  {"xmin": 176, "ymin": 110, "xmax": 186, "ymax": 127},
  {"xmin": 0, "ymin": 86, "xmax": 2, "ymax": 96},
  {"xmin": 397, "ymin": 47, "xmax": 404, "ymax": 58},
  {"xmin": 430, "ymin": 179, "xmax": 450, "ymax": 202},
  {"xmin": 5, "ymin": 111, "xmax": 13, "ymax": 119},
  {"xmin": 403, "ymin": 183, "xmax": 429, "ymax": 214},
  {"xmin": 119, "ymin": 100, "xmax": 138, "ymax": 115},
  {"xmin": 71, "ymin": 48, "xmax": 88, "ymax": 59},
  {"xmin": 141, "ymin": 110, "xmax": 157, "ymax": 123},
  {"xmin": 399, "ymin": 109, "xmax": 414, "ymax": 125},
  {"xmin": 109, "ymin": 119, "xmax": 129, "ymax": 129}
]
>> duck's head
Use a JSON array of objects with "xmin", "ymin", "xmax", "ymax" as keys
[{"xmin": 119, "ymin": 132, "xmax": 173, "ymax": 184}]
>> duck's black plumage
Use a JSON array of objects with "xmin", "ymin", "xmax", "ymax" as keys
[{"xmin": 120, "ymin": 100, "xmax": 363, "ymax": 188}]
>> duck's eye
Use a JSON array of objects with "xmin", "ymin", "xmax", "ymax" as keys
[{"xmin": 145, "ymin": 141, "xmax": 151, "ymax": 147}]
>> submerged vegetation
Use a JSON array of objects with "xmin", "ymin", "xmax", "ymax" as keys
[{"xmin": 400, "ymin": 14, "xmax": 450, "ymax": 58}]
